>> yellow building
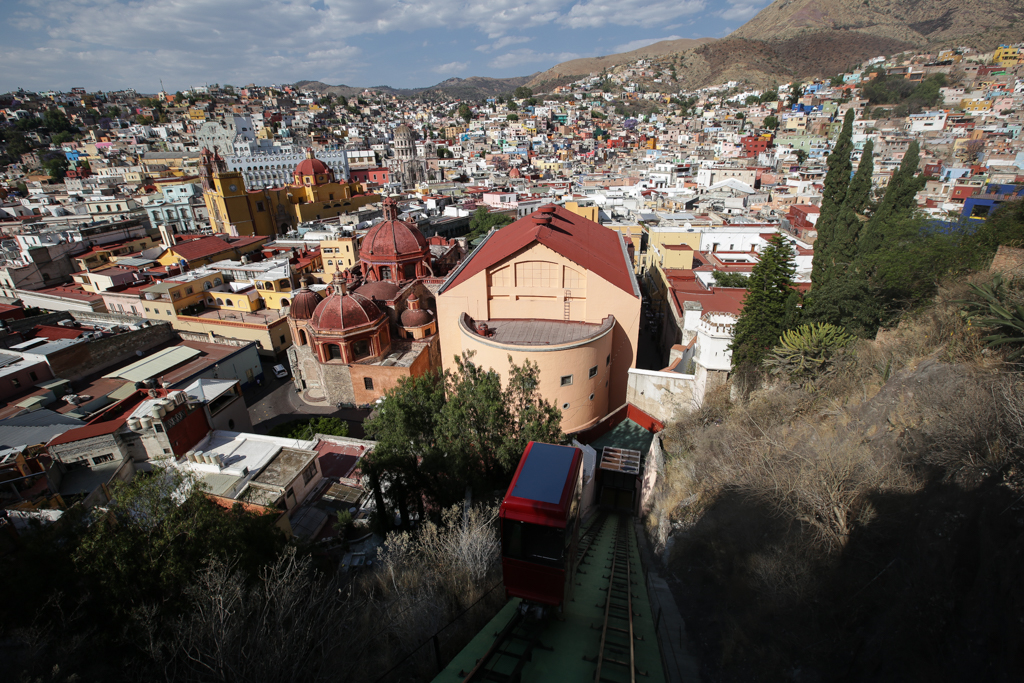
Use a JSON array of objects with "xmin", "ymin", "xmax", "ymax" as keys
[
  {"xmin": 564, "ymin": 201, "xmax": 600, "ymax": 223},
  {"xmin": 321, "ymin": 235, "xmax": 361, "ymax": 278},
  {"xmin": 993, "ymin": 46, "xmax": 1021, "ymax": 68},
  {"xmin": 961, "ymin": 98, "xmax": 993, "ymax": 113},
  {"xmin": 72, "ymin": 235, "xmax": 162, "ymax": 271},
  {"xmin": 436, "ymin": 205, "xmax": 641, "ymax": 434},
  {"xmin": 200, "ymin": 148, "xmax": 380, "ymax": 238}
]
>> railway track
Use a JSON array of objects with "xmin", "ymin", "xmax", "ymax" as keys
[{"xmin": 589, "ymin": 515, "xmax": 645, "ymax": 683}]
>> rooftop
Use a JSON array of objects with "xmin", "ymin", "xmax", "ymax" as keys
[
  {"xmin": 466, "ymin": 316, "xmax": 614, "ymax": 347},
  {"xmin": 253, "ymin": 446, "xmax": 318, "ymax": 488}
]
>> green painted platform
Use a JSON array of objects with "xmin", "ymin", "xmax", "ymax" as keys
[{"xmin": 433, "ymin": 513, "xmax": 665, "ymax": 683}]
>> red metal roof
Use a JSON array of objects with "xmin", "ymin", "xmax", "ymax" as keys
[
  {"xmin": 500, "ymin": 442, "xmax": 582, "ymax": 529},
  {"xmin": 444, "ymin": 204, "xmax": 636, "ymax": 297},
  {"xmin": 168, "ymin": 236, "xmax": 234, "ymax": 261}
]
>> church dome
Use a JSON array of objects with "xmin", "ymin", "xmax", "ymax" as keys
[
  {"xmin": 401, "ymin": 308, "xmax": 434, "ymax": 328},
  {"xmin": 356, "ymin": 281, "xmax": 400, "ymax": 301},
  {"xmin": 293, "ymin": 148, "xmax": 334, "ymax": 184},
  {"xmin": 360, "ymin": 198, "xmax": 428, "ymax": 260},
  {"xmin": 290, "ymin": 284, "xmax": 322, "ymax": 320},
  {"xmin": 309, "ymin": 288, "xmax": 383, "ymax": 331}
]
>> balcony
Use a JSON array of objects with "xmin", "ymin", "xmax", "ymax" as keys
[{"xmin": 459, "ymin": 312, "xmax": 615, "ymax": 350}]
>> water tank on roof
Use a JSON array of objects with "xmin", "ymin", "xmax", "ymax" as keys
[
  {"xmin": 127, "ymin": 417, "xmax": 141, "ymax": 431},
  {"xmin": 140, "ymin": 416, "xmax": 153, "ymax": 430}
]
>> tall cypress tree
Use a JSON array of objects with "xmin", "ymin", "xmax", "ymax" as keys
[
  {"xmin": 806, "ymin": 141, "xmax": 875, "ymax": 327},
  {"xmin": 730, "ymin": 233, "xmax": 798, "ymax": 370},
  {"xmin": 810, "ymin": 109, "xmax": 856, "ymax": 291},
  {"xmin": 857, "ymin": 141, "xmax": 924, "ymax": 260}
]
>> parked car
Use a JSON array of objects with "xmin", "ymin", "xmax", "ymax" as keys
[{"xmin": 273, "ymin": 364, "xmax": 289, "ymax": 379}]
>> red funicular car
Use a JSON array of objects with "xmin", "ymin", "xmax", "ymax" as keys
[{"xmin": 500, "ymin": 441, "xmax": 583, "ymax": 608}]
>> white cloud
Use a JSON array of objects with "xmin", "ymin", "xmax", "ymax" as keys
[
  {"xmin": 613, "ymin": 35, "xmax": 683, "ymax": 53},
  {"xmin": 488, "ymin": 49, "xmax": 581, "ymax": 70},
  {"xmin": 716, "ymin": 1, "xmax": 770, "ymax": 22},
  {"xmin": 433, "ymin": 61, "xmax": 469, "ymax": 74},
  {"xmin": 559, "ymin": 0, "xmax": 705, "ymax": 29},
  {"xmin": 476, "ymin": 36, "xmax": 532, "ymax": 53}
]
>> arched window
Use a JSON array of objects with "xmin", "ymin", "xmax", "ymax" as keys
[
  {"xmin": 226, "ymin": 299, "xmax": 234, "ymax": 306},
  {"xmin": 351, "ymin": 339, "xmax": 371, "ymax": 360},
  {"xmin": 280, "ymin": 298, "xmax": 289, "ymax": 306},
  {"xmin": 216, "ymin": 298, "xmax": 223, "ymax": 305},
  {"xmin": 203, "ymin": 281, "xmax": 212, "ymax": 290},
  {"xmin": 213, "ymin": 277, "xmax": 222, "ymax": 286},
  {"xmin": 327, "ymin": 344, "xmax": 342, "ymax": 360},
  {"xmin": 298, "ymin": 329, "xmax": 307, "ymax": 345},
  {"xmin": 379, "ymin": 266, "xmax": 392, "ymax": 281}
]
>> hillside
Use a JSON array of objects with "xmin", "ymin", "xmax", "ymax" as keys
[
  {"xmin": 649, "ymin": 269, "xmax": 1024, "ymax": 680},
  {"xmin": 292, "ymin": 74, "xmax": 536, "ymax": 101},
  {"xmin": 731, "ymin": 0, "xmax": 1024, "ymax": 48},
  {"xmin": 528, "ymin": 0, "xmax": 1024, "ymax": 91},
  {"xmin": 527, "ymin": 37, "xmax": 717, "ymax": 87}
]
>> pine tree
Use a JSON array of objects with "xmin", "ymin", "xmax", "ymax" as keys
[
  {"xmin": 810, "ymin": 109, "xmax": 856, "ymax": 291},
  {"xmin": 730, "ymin": 233, "xmax": 798, "ymax": 369}
]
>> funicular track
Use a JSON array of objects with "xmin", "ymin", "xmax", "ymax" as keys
[
  {"xmin": 460, "ymin": 513, "xmax": 607, "ymax": 683},
  {"xmin": 587, "ymin": 515, "xmax": 645, "ymax": 683}
]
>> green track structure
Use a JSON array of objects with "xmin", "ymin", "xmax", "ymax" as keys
[{"xmin": 434, "ymin": 512, "xmax": 666, "ymax": 683}]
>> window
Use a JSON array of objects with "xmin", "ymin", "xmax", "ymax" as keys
[
  {"xmin": 379, "ymin": 266, "xmax": 392, "ymax": 280},
  {"xmin": 166, "ymin": 310, "xmax": 172, "ymax": 315},
  {"xmin": 286, "ymin": 487, "xmax": 295, "ymax": 500},
  {"xmin": 10, "ymin": 378, "xmax": 19, "ymax": 388},
  {"xmin": 172, "ymin": 291, "xmax": 181, "ymax": 299},
  {"xmin": 29, "ymin": 371, "xmax": 37, "ymax": 381},
  {"xmin": 279, "ymin": 335, "xmax": 286, "ymax": 344},
  {"xmin": 327, "ymin": 260, "xmax": 333, "ymax": 266},
  {"xmin": 216, "ymin": 298, "xmax": 223, "ymax": 305},
  {"xmin": 302, "ymin": 461, "xmax": 318, "ymax": 485},
  {"xmin": 606, "ymin": 354, "xmax": 611, "ymax": 366},
  {"xmin": 589, "ymin": 365, "xmax": 598, "ymax": 379},
  {"xmin": 92, "ymin": 454, "xmax": 115, "ymax": 465},
  {"xmin": 228, "ymin": 419, "xmax": 235, "ymax": 429},
  {"xmin": 186, "ymin": 286, "xmax": 193, "ymax": 295},
  {"xmin": 560, "ymin": 374, "xmax": 573, "ymax": 386},
  {"xmin": 352, "ymin": 339, "xmax": 371, "ymax": 360},
  {"xmin": 404, "ymin": 263, "xmax": 417, "ymax": 279},
  {"xmin": 145, "ymin": 307, "xmax": 150, "ymax": 312},
  {"xmin": 256, "ymin": 201, "xmax": 265, "ymax": 212},
  {"xmin": 364, "ymin": 377, "xmax": 374, "ymax": 390},
  {"xmin": 563, "ymin": 402, "xmax": 570, "ymax": 409},
  {"xmin": 327, "ymin": 344, "xmax": 343, "ymax": 360},
  {"xmin": 226, "ymin": 299, "xmax": 234, "ymax": 306},
  {"xmin": 589, "ymin": 393, "xmax": 595, "ymax": 400},
  {"xmin": 131, "ymin": 305, "xmax": 138, "ymax": 315},
  {"xmin": 154, "ymin": 424, "xmax": 164, "ymax": 433}
]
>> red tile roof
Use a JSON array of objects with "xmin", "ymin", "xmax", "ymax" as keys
[
  {"xmin": 168, "ymin": 236, "xmax": 234, "ymax": 261},
  {"xmin": 444, "ymin": 204, "xmax": 637, "ymax": 297}
]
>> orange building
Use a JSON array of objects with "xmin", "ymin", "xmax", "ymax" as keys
[{"xmin": 436, "ymin": 205, "xmax": 641, "ymax": 434}]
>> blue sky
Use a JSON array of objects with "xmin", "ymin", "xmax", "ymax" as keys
[{"xmin": 0, "ymin": 0, "xmax": 772, "ymax": 93}]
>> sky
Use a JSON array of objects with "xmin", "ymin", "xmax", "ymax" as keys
[{"xmin": 0, "ymin": 0, "xmax": 773, "ymax": 94}]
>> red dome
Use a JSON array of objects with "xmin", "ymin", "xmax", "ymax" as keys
[
  {"xmin": 401, "ymin": 308, "xmax": 434, "ymax": 328},
  {"xmin": 290, "ymin": 286, "xmax": 322, "ymax": 320},
  {"xmin": 356, "ymin": 281, "xmax": 400, "ymax": 301},
  {"xmin": 360, "ymin": 198, "xmax": 428, "ymax": 260},
  {"xmin": 309, "ymin": 289, "xmax": 383, "ymax": 331},
  {"xmin": 295, "ymin": 157, "xmax": 330, "ymax": 177}
]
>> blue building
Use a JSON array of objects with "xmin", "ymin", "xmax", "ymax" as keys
[{"xmin": 961, "ymin": 184, "xmax": 1024, "ymax": 218}]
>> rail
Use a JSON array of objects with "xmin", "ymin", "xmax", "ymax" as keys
[
  {"xmin": 590, "ymin": 516, "xmax": 645, "ymax": 683},
  {"xmin": 459, "ymin": 607, "xmax": 551, "ymax": 683}
]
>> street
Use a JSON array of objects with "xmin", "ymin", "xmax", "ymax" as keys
[{"xmin": 246, "ymin": 360, "xmax": 371, "ymax": 438}]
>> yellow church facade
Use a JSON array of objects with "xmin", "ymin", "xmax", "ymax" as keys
[{"xmin": 200, "ymin": 148, "xmax": 380, "ymax": 237}]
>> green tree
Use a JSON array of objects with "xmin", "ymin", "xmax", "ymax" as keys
[
  {"xmin": 806, "ymin": 140, "xmax": 875, "ymax": 326},
  {"xmin": 729, "ymin": 233, "xmax": 797, "ymax": 370},
  {"xmin": 506, "ymin": 113, "xmax": 519, "ymax": 122},
  {"xmin": 810, "ymin": 109, "xmax": 855, "ymax": 292},
  {"xmin": 74, "ymin": 467, "xmax": 287, "ymax": 614},
  {"xmin": 457, "ymin": 103, "xmax": 472, "ymax": 123},
  {"xmin": 41, "ymin": 152, "xmax": 69, "ymax": 180},
  {"xmin": 364, "ymin": 354, "xmax": 563, "ymax": 528},
  {"xmin": 763, "ymin": 115, "xmax": 779, "ymax": 130},
  {"xmin": 712, "ymin": 271, "xmax": 750, "ymax": 288},
  {"xmin": 513, "ymin": 86, "xmax": 533, "ymax": 100},
  {"xmin": 269, "ymin": 416, "xmax": 349, "ymax": 439},
  {"xmin": 467, "ymin": 205, "xmax": 514, "ymax": 240},
  {"xmin": 793, "ymin": 149, "xmax": 808, "ymax": 164},
  {"xmin": 50, "ymin": 130, "xmax": 74, "ymax": 145}
]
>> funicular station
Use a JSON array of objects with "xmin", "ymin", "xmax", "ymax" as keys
[{"xmin": 435, "ymin": 406, "xmax": 669, "ymax": 683}]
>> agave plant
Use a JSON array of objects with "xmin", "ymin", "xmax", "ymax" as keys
[
  {"xmin": 958, "ymin": 274, "xmax": 1024, "ymax": 361},
  {"xmin": 763, "ymin": 322, "xmax": 856, "ymax": 382}
]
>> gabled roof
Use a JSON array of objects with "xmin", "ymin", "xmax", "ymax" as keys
[{"xmin": 441, "ymin": 204, "xmax": 638, "ymax": 297}]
